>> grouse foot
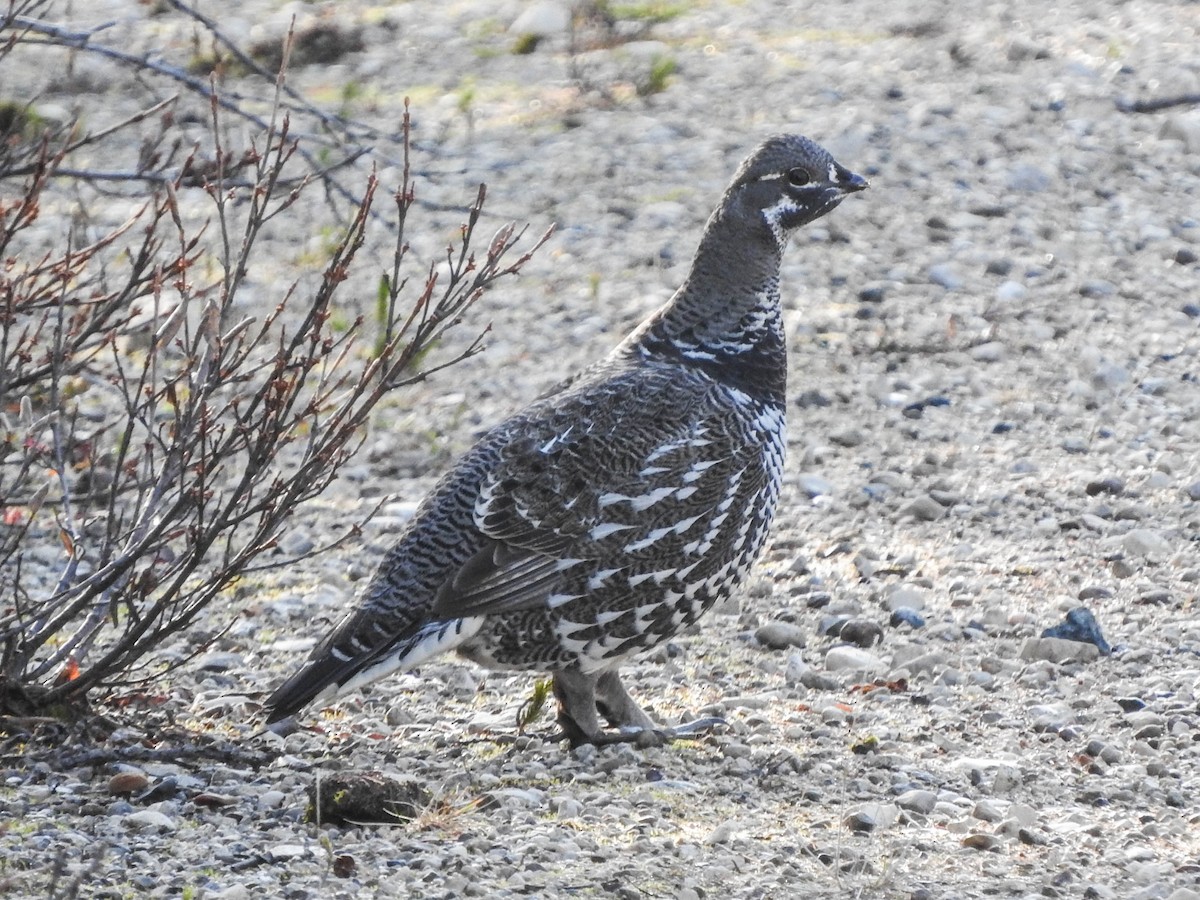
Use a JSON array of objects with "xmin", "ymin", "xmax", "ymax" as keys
[{"xmin": 551, "ymin": 668, "xmax": 726, "ymax": 748}]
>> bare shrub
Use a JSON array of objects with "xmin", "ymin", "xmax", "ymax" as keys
[{"xmin": 0, "ymin": 4, "xmax": 550, "ymax": 717}]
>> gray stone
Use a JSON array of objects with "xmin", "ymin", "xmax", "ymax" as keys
[
  {"xmin": 824, "ymin": 645, "xmax": 886, "ymax": 674},
  {"xmin": 972, "ymin": 799, "xmax": 1006, "ymax": 822},
  {"xmin": 1019, "ymin": 637, "xmax": 1102, "ymax": 664},
  {"xmin": 885, "ymin": 584, "xmax": 928, "ymax": 611},
  {"xmin": 796, "ymin": 473, "xmax": 835, "ymax": 497},
  {"xmin": 928, "ymin": 264, "xmax": 963, "ymax": 289},
  {"xmin": 1160, "ymin": 114, "xmax": 1200, "ymax": 153},
  {"xmin": 904, "ymin": 649, "xmax": 949, "ymax": 674},
  {"xmin": 899, "ymin": 494, "xmax": 946, "ymax": 521},
  {"xmin": 755, "ymin": 621, "xmax": 807, "ymax": 650},
  {"xmin": 196, "ymin": 652, "xmax": 244, "ymax": 672},
  {"xmin": 1007, "ymin": 163, "xmax": 1051, "ymax": 192},
  {"xmin": 829, "ymin": 428, "xmax": 865, "ymax": 448},
  {"xmin": 896, "ymin": 789, "xmax": 937, "ymax": 814},
  {"xmin": 1123, "ymin": 528, "xmax": 1172, "ymax": 557},
  {"xmin": 510, "ymin": 1, "xmax": 572, "ymax": 37},
  {"xmin": 994, "ymin": 280, "xmax": 1026, "ymax": 302},
  {"xmin": 969, "ymin": 340, "xmax": 1006, "ymax": 363}
]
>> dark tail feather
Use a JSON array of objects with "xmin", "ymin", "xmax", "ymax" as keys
[{"xmin": 262, "ymin": 654, "xmax": 354, "ymax": 724}]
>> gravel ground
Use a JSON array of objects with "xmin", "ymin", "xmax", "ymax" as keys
[{"xmin": 4, "ymin": 1, "xmax": 1200, "ymax": 898}]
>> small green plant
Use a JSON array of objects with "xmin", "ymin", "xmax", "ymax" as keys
[
  {"xmin": 641, "ymin": 54, "xmax": 677, "ymax": 95},
  {"xmin": 608, "ymin": 2, "xmax": 687, "ymax": 23},
  {"xmin": 0, "ymin": 99, "xmax": 45, "ymax": 139},
  {"xmin": 340, "ymin": 79, "xmax": 365, "ymax": 117},
  {"xmin": 456, "ymin": 78, "xmax": 477, "ymax": 116},
  {"xmin": 512, "ymin": 32, "xmax": 541, "ymax": 55},
  {"xmin": 516, "ymin": 677, "xmax": 554, "ymax": 732}
]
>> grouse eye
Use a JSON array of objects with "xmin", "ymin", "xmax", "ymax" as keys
[{"xmin": 786, "ymin": 168, "xmax": 811, "ymax": 187}]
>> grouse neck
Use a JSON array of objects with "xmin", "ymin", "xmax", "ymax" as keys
[{"xmin": 627, "ymin": 204, "xmax": 788, "ymax": 402}]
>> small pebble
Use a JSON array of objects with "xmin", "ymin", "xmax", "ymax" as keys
[
  {"xmin": 123, "ymin": 810, "xmax": 176, "ymax": 832},
  {"xmin": 969, "ymin": 341, "xmax": 1006, "ymax": 363},
  {"xmin": 899, "ymin": 494, "xmax": 946, "ymax": 522},
  {"xmin": 755, "ymin": 621, "xmax": 807, "ymax": 650},
  {"xmin": 896, "ymin": 789, "xmax": 937, "ymax": 815},
  {"xmin": 1122, "ymin": 529, "xmax": 1171, "ymax": 557},
  {"xmin": 1085, "ymin": 476, "xmax": 1125, "ymax": 496},
  {"xmin": 928, "ymin": 263, "xmax": 963, "ymax": 290},
  {"xmin": 890, "ymin": 607, "xmax": 926, "ymax": 629},
  {"xmin": 824, "ymin": 646, "xmax": 885, "ymax": 673},
  {"xmin": 1020, "ymin": 637, "xmax": 1102, "ymax": 664},
  {"xmin": 704, "ymin": 820, "xmax": 737, "ymax": 845},
  {"xmin": 837, "ymin": 618, "xmax": 884, "ymax": 648},
  {"xmin": 962, "ymin": 833, "xmax": 1002, "ymax": 852},
  {"xmin": 796, "ymin": 473, "xmax": 835, "ymax": 497},
  {"xmin": 108, "ymin": 772, "xmax": 150, "ymax": 795}
]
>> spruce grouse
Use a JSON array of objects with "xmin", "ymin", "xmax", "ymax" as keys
[{"xmin": 264, "ymin": 134, "xmax": 868, "ymax": 745}]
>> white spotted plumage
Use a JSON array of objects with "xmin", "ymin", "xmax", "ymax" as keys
[{"xmin": 264, "ymin": 134, "xmax": 867, "ymax": 745}]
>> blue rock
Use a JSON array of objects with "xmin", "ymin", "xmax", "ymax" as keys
[
  {"xmin": 1042, "ymin": 607, "xmax": 1111, "ymax": 656},
  {"xmin": 890, "ymin": 607, "xmax": 926, "ymax": 629}
]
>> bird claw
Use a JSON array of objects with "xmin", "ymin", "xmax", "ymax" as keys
[{"xmin": 551, "ymin": 715, "xmax": 728, "ymax": 749}]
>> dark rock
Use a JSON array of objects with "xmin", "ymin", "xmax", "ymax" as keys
[
  {"xmin": 307, "ymin": 772, "xmax": 430, "ymax": 825},
  {"xmin": 890, "ymin": 607, "xmax": 926, "ymax": 629},
  {"xmin": 795, "ymin": 389, "xmax": 832, "ymax": 409},
  {"xmin": 1085, "ymin": 476, "xmax": 1125, "ymax": 497},
  {"xmin": 1137, "ymin": 589, "xmax": 1171, "ymax": 605},
  {"xmin": 837, "ymin": 618, "xmax": 885, "ymax": 648},
  {"xmin": 962, "ymin": 833, "xmax": 1002, "ymax": 851},
  {"xmin": 1041, "ymin": 607, "xmax": 1111, "ymax": 655}
]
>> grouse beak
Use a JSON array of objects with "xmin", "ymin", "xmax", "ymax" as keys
[{"xmin": 835, "ymin": 167, "xmax": 869, "ymax": 194}]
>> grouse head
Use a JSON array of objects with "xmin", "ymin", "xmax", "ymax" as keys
[{"xmin": 723, "ymin": 133, "xmax": 868, "ymax": 248}]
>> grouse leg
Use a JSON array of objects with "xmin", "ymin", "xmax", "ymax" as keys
[
  {"xmin": 594, "ymin": 669, "xmax": 658, "ymax": 731},
  {"xmin": 551, "ymin": 669, "xmax": 605, "ymax": 748},
  {"xmin": 552, "ymin": 668, "xmax": 725, "ymax": 748},
  {"xmin": 596, "ymin": 669, "xmax": 727, "ymax": 746}
]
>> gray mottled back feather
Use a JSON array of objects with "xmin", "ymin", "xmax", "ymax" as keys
[{"xmin": 263, "ymin": 134, "xmax": 867, "ymax": 728}]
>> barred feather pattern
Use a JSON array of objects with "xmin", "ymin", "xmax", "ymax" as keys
[{"xmin": 263, "ymin": 133, "xmax": 867, "ymax": 729}]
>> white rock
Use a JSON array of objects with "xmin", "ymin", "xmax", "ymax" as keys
[
  {"xmin": 704, "ymin": 819, "xmax": 737, "ymax": 845},
  {"xmin": 824, "ymin": 646, "xmax": 885, "ymax": 673},
  {"xmin": 1121, "ymin": 528, "xmax": 1172, "ymax": 557},
  {"xmin": 510, "ymin": 1, "xmax": 572, "ymax": 36},
  {"xmin": 268, "ymin": 844, "xmax": 309, "ymax": 860},
  {"xmin": 969, "ymin": 340, "xmax": 1006, "ymax": 362},
  {"xmin": 259, "ymin": 790, "xmax": 286, "ymax": 809},
  {"xmin": 994, "ymin": 280, "xmax": 1026, "ymax": 302},
  {"xmin": 123, "ymin": 809, "xmax": 176, "ymax": 832},
  {"xmin": 784, "ymin": 652, "xmax": 810, "ymax": 685},
  {"xmin": 896, "ymin": 789, "xmax": 937, "ymax": 814},
  {"xmin": 885, "ymin": 584, "xmax": 928, "ymax": 611},
  {"xmin": 1007, "ymin": 803, "xmax": 1038, "ymax": 827}
]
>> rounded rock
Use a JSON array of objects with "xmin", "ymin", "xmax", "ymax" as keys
[{"xmin": 824, "ymin": 645, "xmax": 886, "ymax": 674}]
